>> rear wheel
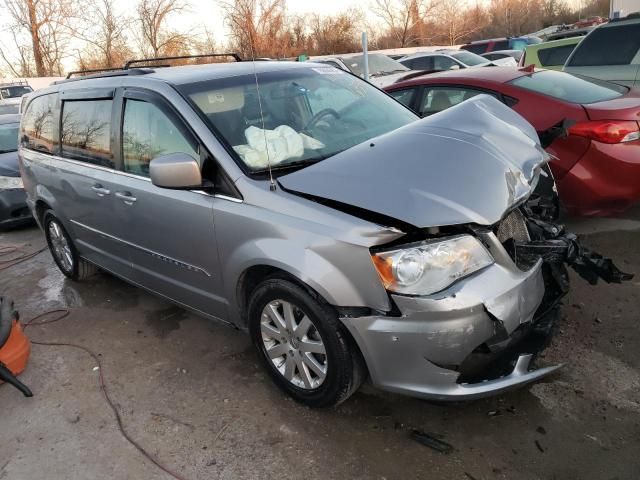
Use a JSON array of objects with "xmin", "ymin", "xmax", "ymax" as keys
[
  {"xmin": 43, "ymin": 210, "xmax": 96, "ymax": 281},
  {"xmin": 248, "ymin": 277, "xmax": 365, "ymax": 408}
]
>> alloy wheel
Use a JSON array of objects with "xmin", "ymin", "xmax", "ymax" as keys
[
  {"xmin": 48, "ymin": 220, "xmax": 73, "ymax": 273},
  {"xmin": 260, "ymin": 299, "xmax": 328, "ymax": 389}
]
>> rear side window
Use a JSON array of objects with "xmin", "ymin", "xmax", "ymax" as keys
[
  {"xmin": 465, "ymin": 44, "xmax": 487, "ymax": 55},
  {"xmin": 537, "ymin": 44, "xmax": 577, "ymax": 67},
  {"xmin": 61, "ymin": 100, "xmax": 114, "ymax": 168},
  {"xmin": 493, "ymin": 40, "xmax": 510, "ymax": 50},
  {"xmin": 388, "ymin": 88, "xmax": 416, "ymax": 108},
  {"xmin": 122, "ymin": 99, "xmax": 198, "ymax": 177},
  {"xmin": 404, "ymin": 56, "xmax": 434, "ymax": 70},
  {"xmin": 419, "ymin": 87, "xmax": 488, "ymax": 116},
  {"xmin": 510, "ymin": 70, "xmax": 626, "ymax": 103},
  {"xmin": 433, "ymin": 56, "xmax": 458, "ymax": 70},
  {"xmin": 21, "ymin": 94, "xmax": 57, "ymax": 154},
  {"xmin": 568, "ymin": 24, "xmax": 640, "ymax": 66}
]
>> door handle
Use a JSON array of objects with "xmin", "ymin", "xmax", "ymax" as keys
[
  {"xmin": 115, "ymin": 191, "xmax": 137, "ymax": 205},
  {"xmin": 91, "ymin": 184, "xmax": 111, "ymax": 196}
]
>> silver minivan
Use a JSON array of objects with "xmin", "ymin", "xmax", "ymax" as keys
[{"xmin": 18, "ymin": 60, "xmax": 628, "ymax": 407}]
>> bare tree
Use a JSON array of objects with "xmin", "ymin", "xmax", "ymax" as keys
[
  {"xmin": 435, "ymin": 0, "xmax": 485, "ymax": 45},
  {"xmin": 136, "ymin": 0, "xmax": 190, "ymax": 57},
  {"xmin": 2, "ymin": 0, "xmax": 75, "ymax": 76},
  {"xmin": 219, "ymin": 0, "xmax": 291, "ymax": 58},
  {"xmin": 71, "ymin": 0, "xmax": 132, "ymax": 68},
  {"xmin": 371, "ymin": 0, "xmax": 438, "ymax": 48},
  {"xmin": 308, "ymin": 9, "xmax": 361, "ymax": 55}
]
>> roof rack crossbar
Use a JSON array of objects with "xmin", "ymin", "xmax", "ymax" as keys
[
  {"xmin": 66, "ymin": 67, "xmax": 125, "ymax": 79},
  {"xmin": 123, "ymin": 52, "xmax": 242, "ymax": 69}
]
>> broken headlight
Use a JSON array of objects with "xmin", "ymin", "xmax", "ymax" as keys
[{"xmin": 371, "ymin": 235, "xmax": 494, "ymax": 295}]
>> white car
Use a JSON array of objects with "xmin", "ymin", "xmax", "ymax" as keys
[{"xmin": 399, "ymin": 49, "xmax": 515, "ymax": 71}]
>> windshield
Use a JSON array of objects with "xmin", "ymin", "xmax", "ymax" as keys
[
  {"xmin": 344, "ymin": 54, "xmax": 410, "ymax": 77},
  {"xmin": 0, "ymin": 123, "xmax": 19, "ymax": 153},
  {"xmin": 0, "ymin": 85, "xmax": 32, "ymax": 99},
  {"xmin": 181, "ymin": 66, "xmax": 416, "ymax": 173},
  {"xmin": 0, "ymin": 104, "xmax": 19, "ymax": 115},
  {"xmin": 451, "ymin": 51, "xmax": 490, "ymax": 66},
  {"xmin": 509, "ymin": 70, "xmax": 627, "ymax": 104}
]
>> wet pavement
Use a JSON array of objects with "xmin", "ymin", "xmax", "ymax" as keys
[{"xmin": 1, "ymin": 212, "xmax": 639, "ymax": 480}]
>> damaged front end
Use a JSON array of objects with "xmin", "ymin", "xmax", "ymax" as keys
[{"xmin": 280, "ymin": 95, "xmax": 632, "ymax": 400}]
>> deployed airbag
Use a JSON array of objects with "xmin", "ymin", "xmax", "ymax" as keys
[{"xmin": 233, "ymin": 125, "xmax": 324, "ymax": 168}]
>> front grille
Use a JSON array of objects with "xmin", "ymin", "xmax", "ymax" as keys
[{"xmin": 496, "ymin": 208, "xmax": 530, "ymax": 244}]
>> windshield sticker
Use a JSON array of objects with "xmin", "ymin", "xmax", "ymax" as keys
[{"xmin": 312, "ymin": 67, "xmax": 344, "ymax": 75}]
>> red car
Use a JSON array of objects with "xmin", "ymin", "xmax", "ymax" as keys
[{"xmin": 384, "ymin": 67, "xmax": 640, "ymax": 216}]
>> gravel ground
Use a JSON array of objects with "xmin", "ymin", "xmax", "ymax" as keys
[{"xmin": 1, "ymin": 212, "xmax": 639, "ymax": 480}]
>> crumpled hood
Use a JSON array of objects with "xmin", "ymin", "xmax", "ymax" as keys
[{"xmin": 279, "ymin": 95, "xmax": 549, "ymax": 228}]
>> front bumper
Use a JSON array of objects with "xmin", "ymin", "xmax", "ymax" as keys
[
  {"xmin": 0, "ymin": 189, "xmax": 33, "ymax": 229},
  {"xmin": 341, "ymin": 232, "xmax": 562, "ymax": 401}
]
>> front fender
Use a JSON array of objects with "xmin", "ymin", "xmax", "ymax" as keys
[{"xmin": 221, "ymin": 236, "xmax": 391, "ymax": 326}]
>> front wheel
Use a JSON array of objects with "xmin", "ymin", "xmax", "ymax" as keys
[
  {"xmin": 248, "ymin": 277, "xmax": 365, "ymax": 408},
  {"xmin": 43, "ymin": 210, "xmax": 96, "ymax": 281}
]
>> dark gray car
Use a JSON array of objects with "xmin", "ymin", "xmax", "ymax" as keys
[
  {"xmin": 18, "ymin": 61, "xmax": 629, "ymax": 407},
  {"xmin": 0, "ymin": 114, "xmax": 32, "ymax": 229}
]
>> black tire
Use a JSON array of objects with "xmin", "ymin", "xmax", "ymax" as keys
[
  {"xmin": 43, "ymin": 210, "xmax": 96, "ymax": 281},
  {"xmin": 248, "ymin": 277, "xmax": 365, "ymax": 408}
]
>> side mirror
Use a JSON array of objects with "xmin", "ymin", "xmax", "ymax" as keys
[
  {"xmin": 150, "ymin": 153, "xmax": 202, "ymax": 189},
  {"xmin": 449, "ymin": 64, "xmax": 461, "ymax": 70}
]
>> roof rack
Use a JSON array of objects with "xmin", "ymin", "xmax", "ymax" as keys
[
  {"xmin": 0, "ymin": 79, "xmax": 30, "ymax": 87},
  {"xmin": 123, "ymin": 52, "xmax": 242, "ymax": 69},
  {"xmin": 62, "ymin": 52, "xmax": 242, "ymax": 83}
]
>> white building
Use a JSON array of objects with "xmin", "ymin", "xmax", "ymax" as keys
[{"xmin": 610, "ymin": 0, "xmax": 640, "ymax": 18}]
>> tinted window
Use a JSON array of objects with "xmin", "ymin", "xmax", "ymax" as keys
[
  {"xmin": 21, "ymin": 94, "xmax": 56, "ymax": 154},
  {"xmin": 419, "ymin": 87, "xmax": 486, "ymax": 116},
  {"xmin": 451, "ymin": 51, "xmax": 489, "ymax": 66},
  {"xmin": 493, "ymin": 40, "xmax": 510, "ymax": 50},
  {"xmin": 0, "ymin": 123, "xmax": 19, "ymax": 153},
  {"xmin": 406, "ymin": 56, "xmax": 434, "ymax": 70},
  {"xmin": 61, "ymin": 100, "xmax": 113, "ymax": 167},
  {"xmin": 122, "ymin": 99, "xmax": 198, "ymax": 177},
  {"xmin": 345, "ymin": 54, "xmax": 409, "ymax": 76},
  {"xmin": 537, "ymin": 44, "xmax": 577, "ymax": 66},
  {"xmin": 466, "ymin": 44, "xmax": 487, "ymax": 54},
  {"xmin": 568, "ymin": 24, "xmax": 640, "ymax": 66},
  {"xmin": 389, "ymin": 88, "xmax": 416, "ymax": 108},
  {"xmin": 0, "ymin": 104, "xmax": 19, "ymax": 115},
  {"xmin": 433, "ymin": 56, "xmax": 458, "ymax": 70},
  {"xmin": 0, "ymin": 85, "xmax": 32, "ymax": 99},
  {"xmin": 510, "ymin": 70, "xmax": 627, "ymax": 103}
]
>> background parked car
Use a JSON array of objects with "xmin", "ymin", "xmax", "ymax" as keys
[
  {"xmin": 399, "ymin": 50, "xmax": 490, "ymax": 70},
  {"xmin": 0, "ymin": 81, "xmax": 33, "ymax": 110},
  {"xmin": 574, "ymin": 15, "xmax": 607, "ymax": 28},
  {"xmin": 0, "ymin": 114, "xmax": 32, "ymax": 229},
  {"xmin": 482, "ymin": 49, "xmax": 523, "ymax": 63},
  {"xmin": 520, "ymin": 36, "xmax": 583, "ymax": 70},
  {"xmin": 399, "ymin": 49, "xmax": 515, "ymax": 71},
  {"xmin": 546, "ymin": 26, "xmax": 595, "ymax": 41},
  {"xmin": 384, "ymin": 67, "xmax": 640, "ymax": 217},
  {"xmin": 461, "ymin": 36, "xmax": 542, "ymax": 54},
  {"xmin": 311, "ymin": 53, "xmax": 413, "ymax": 88},
  {"xmin": 563, "ymin": 17, "xmax": 640, "ymax": 87}
]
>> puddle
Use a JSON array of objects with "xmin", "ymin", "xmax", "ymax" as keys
[{"xmin": 145, "ymin": 306, "xmax": 188, "ymax": 338}]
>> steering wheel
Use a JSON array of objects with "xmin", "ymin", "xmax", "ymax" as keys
[{"xmin": 303, "ymin": 108, "xmax": 341, "ymax": 131}]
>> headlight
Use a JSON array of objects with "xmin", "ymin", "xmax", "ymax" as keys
[
  {"xmin": 371, "ymin": 235, "xmax": 494, "ymax": 295},
  {"xmin": 0, "ymin": 176, "xmax": 23, "ymax": 190}
]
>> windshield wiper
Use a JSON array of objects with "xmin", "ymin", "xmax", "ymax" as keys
[{"xmin": 0, "ymin": 149, "xmax": 16, "ymax": 154}]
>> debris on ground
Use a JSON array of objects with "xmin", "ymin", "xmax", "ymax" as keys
[
  {"xmin": 410, "ymin": 430, "xmax": 454, "ymax": 454},
  {"xmin": 535, "ymin": 440, "xmax": 546, "ymax": 453}
]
